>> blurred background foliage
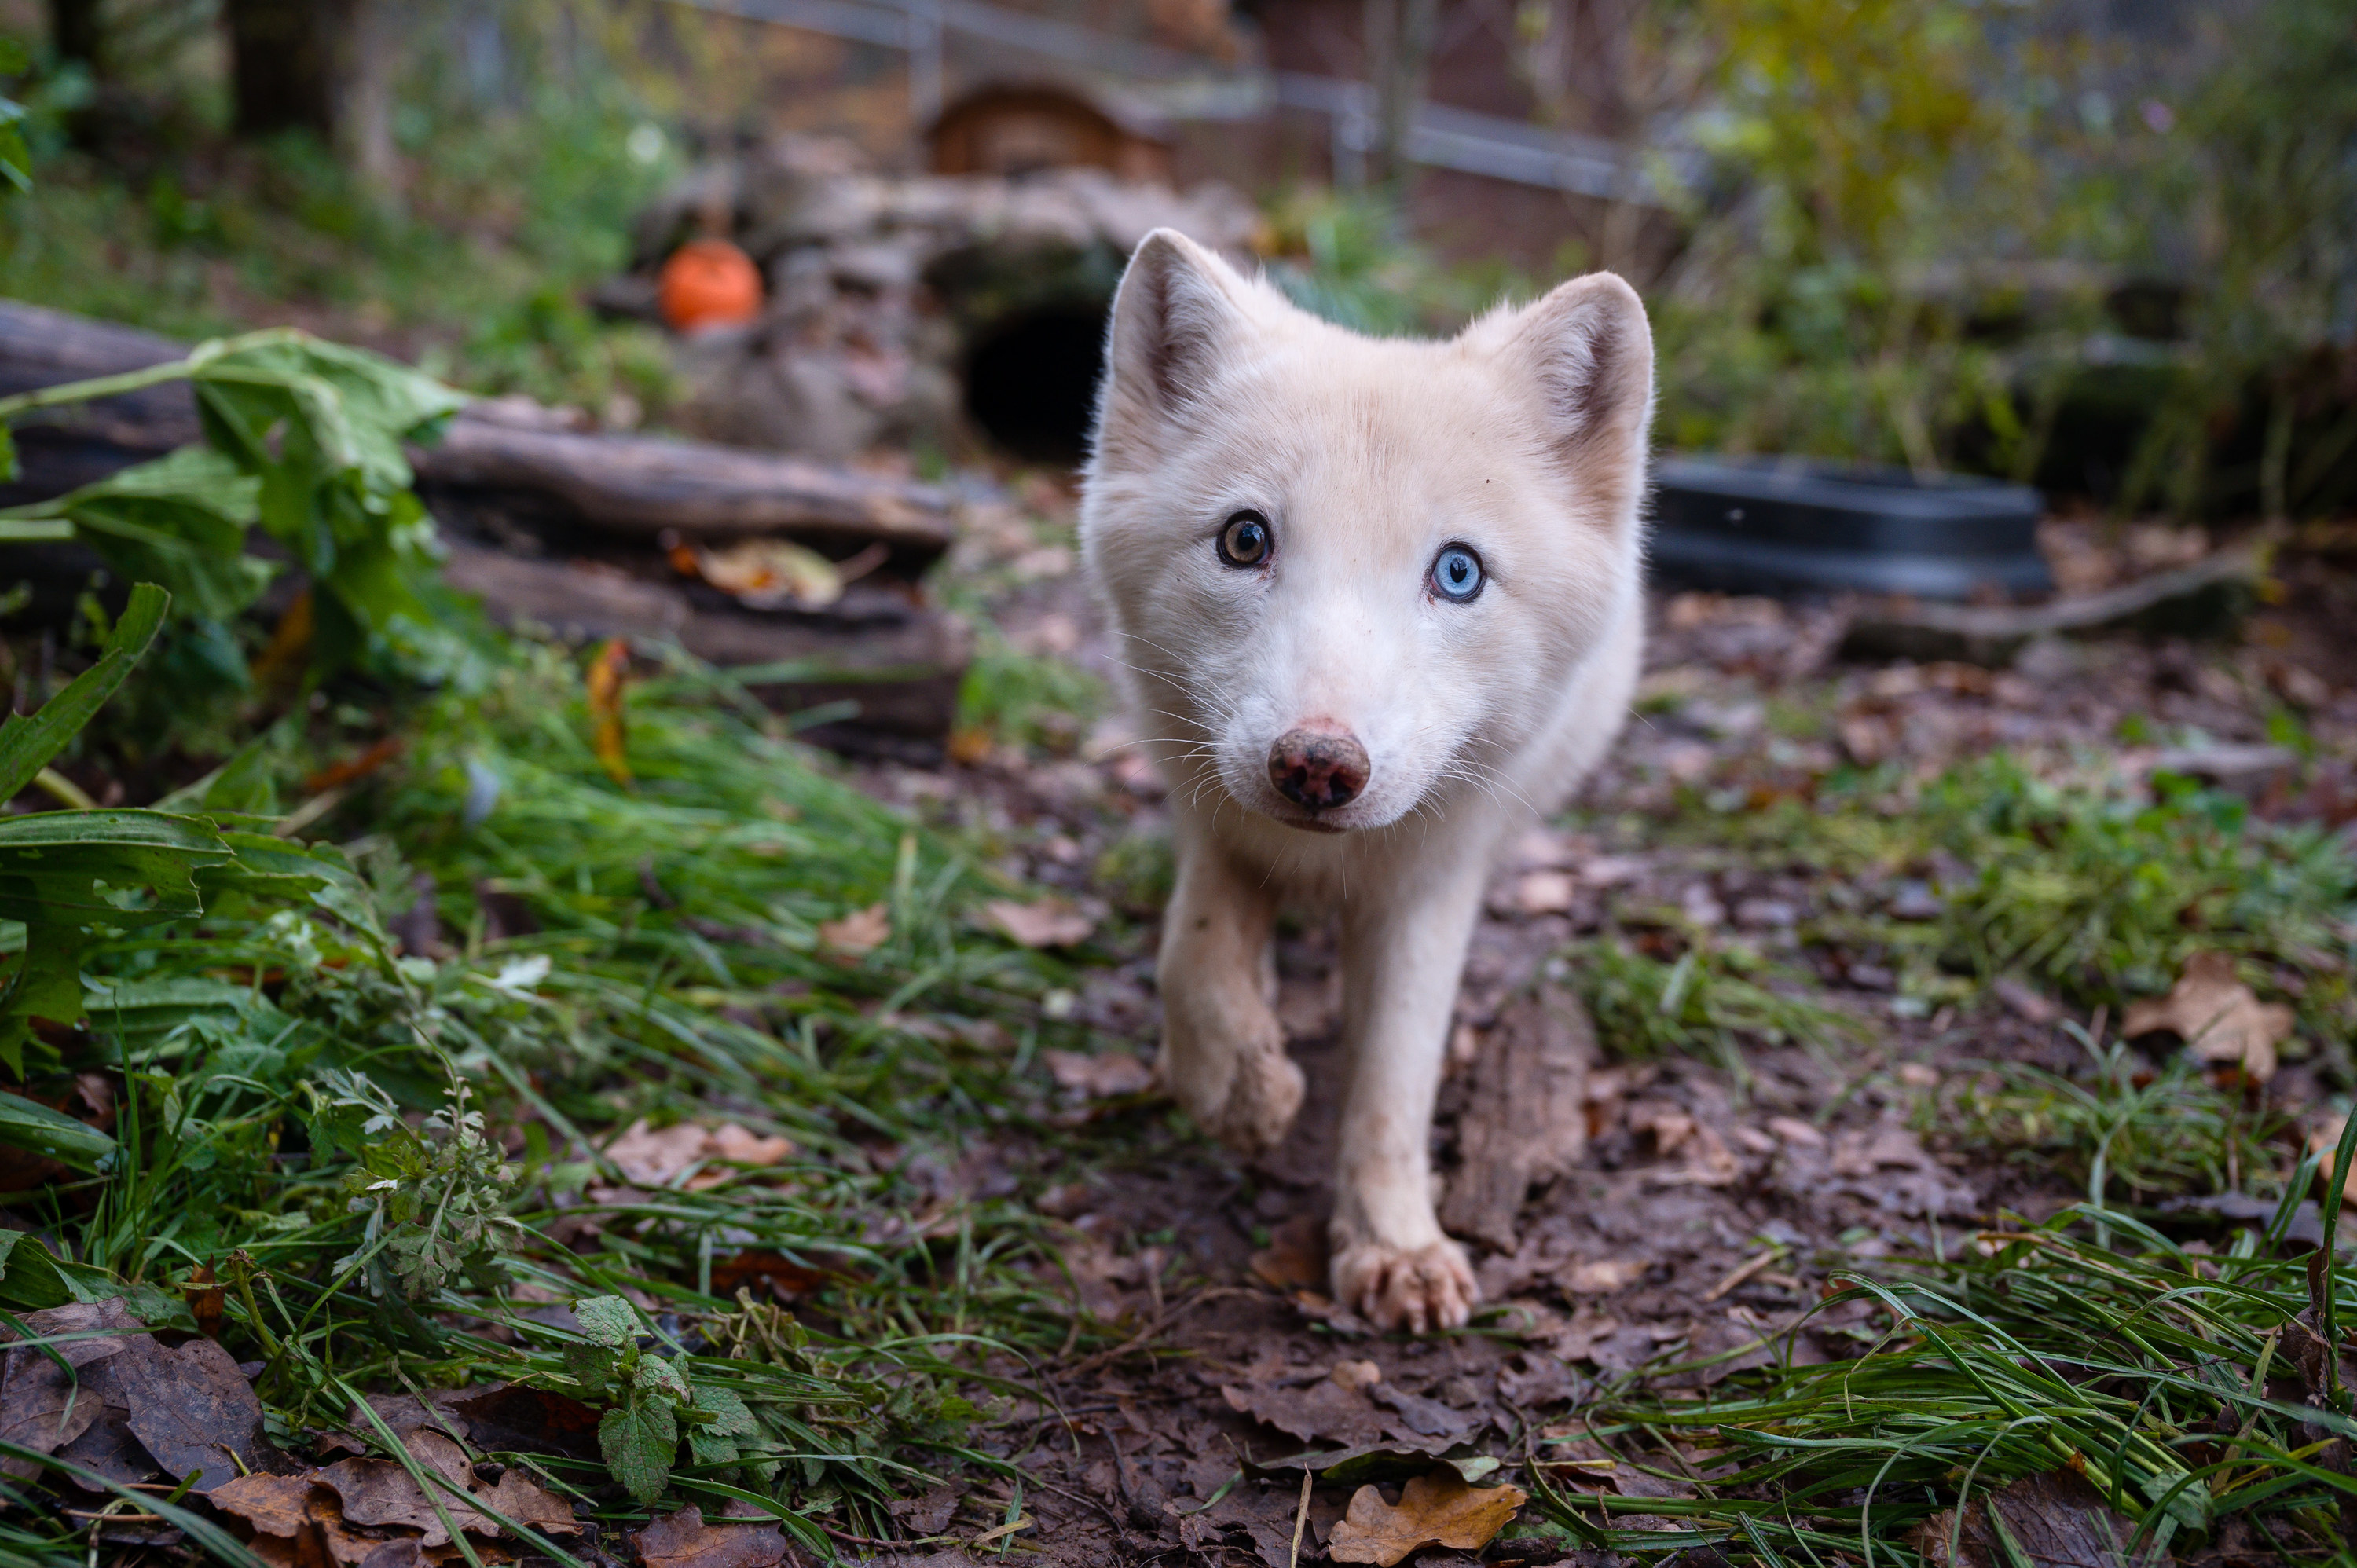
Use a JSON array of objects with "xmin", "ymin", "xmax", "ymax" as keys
[{"xmin": 0, "ymin": 0, "xmax": 2352, "ymax": 514}]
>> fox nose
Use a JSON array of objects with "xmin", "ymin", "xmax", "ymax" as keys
[{"xmin": 1267, "ymin": 727, "xmax": 1370, "ymax": 810}]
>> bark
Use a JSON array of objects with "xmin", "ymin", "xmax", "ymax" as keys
[
  {"xmin": 1362, "ymin": 0, "xmax": 1438, "ymax": 197},
  {"xmin": 222, "ymin": 0, "xmax": 396, "ymax": 186}
]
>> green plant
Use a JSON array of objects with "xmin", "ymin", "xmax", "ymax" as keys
[
  {"xmin": 1930, "ymin": 1028, "xmax": 2287, "ymax": 1206},
  {"xmin": 1551, "ymin": 1204, "xmax": 2357, "ymax": 1564},
  {"xmin": 0, "ymin": 327, "xmax": 468, "ymax": 724},
  {"xmin": 1564, "ymin": 936, "xmax": 1867, "ymax": 1078}
]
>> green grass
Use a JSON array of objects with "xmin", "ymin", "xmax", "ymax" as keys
[
  {"xmin": 1533, "ymin": 1200, "xmax": 2357, "ymax": 1566},
  {"xmin": 1929, "ymin": 1029, "xmax": 2292, "ymax": 1208},
  {"xmin": 0, "ymin": 638, "xmax": 1124, "ymax": 1554}
]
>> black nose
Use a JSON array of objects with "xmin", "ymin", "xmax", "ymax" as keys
[{"xmin": 1267, "ymin": 728, "xmax": 1370, "ymax": 809}]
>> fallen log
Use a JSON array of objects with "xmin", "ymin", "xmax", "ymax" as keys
[
  {"xmin": 0, "ymin": 297, "xmax": 970, "ymax": 757},
  {"xmin": 0, "ymin": 298, "xmax": 958, "ymax": 574},
  {"xmin": 442, "ymin": 541, "xmax": 969, "ymax": 760}
]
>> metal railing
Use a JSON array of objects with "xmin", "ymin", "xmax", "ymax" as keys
[{"xmin": 666, "ymin": 0, "xmax": 1684, "ymax": 203}]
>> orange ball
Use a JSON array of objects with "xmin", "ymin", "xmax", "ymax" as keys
[{"xmin": 658, "ymin": 238, "xmax": 764, "ymax": 332}]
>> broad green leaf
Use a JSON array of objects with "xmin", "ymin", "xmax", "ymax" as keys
[
  {"xmin": 0, "ymin": 809, "xmax": 233, "ymax": 926},
  {"xmin": 691, "ymin": 1383, "xmax": 761, "ymax": 1438},
  {"xmin": 0, "ymin": 809, "xmax": 234, "ymax": 1073},
  {"xmin": 599, "ymin": 1396, "xmax": 678, "ymax": 1507},
  {"xmin": 0, "ymin": 1229, "xmax": 115, "ymax": 1310},
  {"xmin": 19, "ymin": 449, "xmax": 274, "ymax": 622},
  {"xmin": 0, "ymin": 1090, "xmax": 117, "ymax": 1173},
  {"xmin": 572, "ymin": 1294, "xmax": 640, "ymax": 1348},
  {"xmin": 0, "ymin": 583, "xmax": 169, "ymax": 800},
  {"xmin": 212, "ymin": 832, "xmax": 382, "ymax": 929}
]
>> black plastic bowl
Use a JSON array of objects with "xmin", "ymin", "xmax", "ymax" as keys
[{"xmin": 1648, "ymin": 455, "xmax": 2051, "ymax": 600}]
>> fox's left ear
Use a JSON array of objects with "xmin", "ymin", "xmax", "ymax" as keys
[{"xmin": 1496, "ymin": 273, "xmax": 1655, "ymax": 483}]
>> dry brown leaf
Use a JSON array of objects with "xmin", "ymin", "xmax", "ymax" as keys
[
  {"xmin": 601, "ymin": 1119, "xmax": 791, "ymax": 1189},
  {"xmin": 1512, "ymin": 869, "xmax": 1576, "ymax": 916},
  {"xmin": 692, "ymin": 539, "xmax": 843, "ymax": 610},
  {"xmin": 112, "ymin": 1333, "xmax": 269, "ymax": 1493},
  {"xmin": 1563, "ymin": 1258, "xmax": 1644, "ymax": 1295},
  {"xmin": 585, "ymin": 638, "xmax": 632, "ymax": 787},
  {"xmin": 705, "ymin": 1123, "xmax": 793, "ymax": 1167},
  {"xmin": 0, "ymin": 1298, "xmax": 141, "ymax": 1475},
  {"xmin": 2121, "ymin": 951, "xmax": 2294, "ymax": 1083},
  {"xmin": 1040, "ymin": 1047, "xmax": 1153, "ymax": 1098},
  {"xmin": 315, "ymin": 1456, "xmax": 492, "ymax": 1545},
  {"xmin": 474, "ymin": 1468, "xmax": 584, "ymax": 1537},
  {"xmin": 982, "ymin": 896, "xmax": 1096, "ymax": 948},
  {"xmin": 1248, "ymin": 1214, "xmax": 1327, "ymax": 1291},
  {"xmin": 630, "ymin": 1504, "xmax": 790, "ymax": 1568},
  {"xmin": 818, "ymin": 903, "xmax": 891, "ymax": 958},
  {"xmin": 1325, "ymin": 1471, "xmax": 1528, "ymax": 1566},
  {"xmin": 208, "ymin": 1473, "xmax": 324, "ymax": 1538},
  {"xmin": 603, "ymin": 1120, "xmax": 710, "ymax": 1186}
]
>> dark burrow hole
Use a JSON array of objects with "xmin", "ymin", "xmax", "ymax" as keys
[{"xmin": 962, "ymin": 305, "xmax": 1108, "ymax": 466}]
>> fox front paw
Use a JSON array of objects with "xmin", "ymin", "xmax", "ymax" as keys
[
  {"xmin": 1196, "ymin": 1042, "xmax": 1305, "ymax": 1156},
  {"xmin": 1330, "ymin": 1233, "xmax": 1479, "ymax": 1334}
]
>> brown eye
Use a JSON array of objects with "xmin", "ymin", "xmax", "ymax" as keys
[{"xmin": 1218, "ymin": 510, "xmax": 1271, "ymax": 567}]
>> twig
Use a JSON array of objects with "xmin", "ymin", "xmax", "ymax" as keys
[
  {"xmin": 1703, "ymin": 1247, "xmax": 1784, "ymax": 1303},
  {"xmin": 1288, "ymin": 1470, "xmax": 1313, "ymax": 1568},
  {"xmin": 1061, "ymin": 1286, "xmax": 1252, "ymax": 1376}
]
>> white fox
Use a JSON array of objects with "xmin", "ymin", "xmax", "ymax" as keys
[{"xmin": 1079, "ymin": 229, "xmax": 1652, "ymax": 1332}]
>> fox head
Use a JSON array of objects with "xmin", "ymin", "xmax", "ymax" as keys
[{"xmin": 1079, "ymin": 229, "xmax": 1653, "ymax": 837}]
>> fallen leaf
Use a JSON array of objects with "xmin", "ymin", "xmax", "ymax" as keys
[
  {"xmin": 1329, "ymin": 1359, "xmax": 1383, "ymax": 1392},
  {"xmin": 2122, "ymin": 951, "xmax": 2294, "ymax": 1083},
  {"xmin": 439, "ymin": 1386, "xmax": 602, "ymax": 1462},
  {"xmin": 819, "ymin": 902, "xmax": 891, "ymax": 958},
  {"xmin": 0, "ymin": 1298, "xmax": 141, "ymax": 1477},
  {"xmin": 1222, "ymin": 1379, "xmax": 1387, "ymax": 1449},
  {"xmin": 1041, "ymin": 1048, "xmax": 1154, "ymax": 1098},
  {"xmin": 1512, "ymin": 870, "xmax": 1576, "ymax": 916},
  {"xmin": 691, "ymin": 539, "xmax": 844, "ymax": 611},
  {"xmin": 112, "ymin": 1332, "xmax": 271, "ymax": 1493},
  {"xmin": 1326, "ymin": 1471, "xmax": 1528, "ymax": 1566},
  {"xmin": 184, "ymin": 1263, "xmax": 225, "ymax": 1337},
  {"xmin": 1248, "ymin": 1214, "xmax": 1327, "ymax": 1292},
  {"xmin": 708, "ymin": 1250, "xmax": 831, "ymax": 1300},
  {"xmin": 1915, "ymin": 1467, "xmax": 2159, "ymax": 1568},
  {"xmin": 585, "ymin": 638, "xmax": 632, "ymax": 787},
  {"xmin": 1562, "ymin": 1258, "xmax": 1644, "ymax": 1295},
  {"xmin": 983, "ymin": 896, "xmax": 1096, "ymax": 948},
  {"xmin": 316, "ymin": 1456, "xmax": 492, "ymax": 1545},
  {"xmin": 474, "ymin": 1468, "xmax": 585, "ymax": 1537},
  {"xmin": 705, "ymin": 1123, "xmax": 793, "ymax": 1167},
  {"xmin": 210, "ymin": 1472, "xmax": 323, "ymax": 1538},
  {"xmin": 629, "ymin": 1504, "xmax": 790, "ymax": 1568}
]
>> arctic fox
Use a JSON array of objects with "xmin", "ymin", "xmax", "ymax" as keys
[{"xmin": 1079, "ymin": 229, "xmax": 1651, "ymax": 1332}]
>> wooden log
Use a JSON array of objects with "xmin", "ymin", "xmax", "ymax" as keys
[
  {"xmin": 439, "ymin": 541, "xmax": 969, "ymax": 761},
  {"xmin": 0, "ymin": 298, "xmax": 970, "ymax": 757},
  {"xmin": 0, "ymin": 298, "xmax": 958, "ymax": 573}
]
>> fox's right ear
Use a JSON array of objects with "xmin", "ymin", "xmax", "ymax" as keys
[{"xmin": 1093, "ymin": 229, "xmax": 1252, "ymax": 461}]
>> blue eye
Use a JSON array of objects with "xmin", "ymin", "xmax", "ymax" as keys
[{"xmin": 1431, "ymin": 544, "xmax": 1484, "ymax": 603}]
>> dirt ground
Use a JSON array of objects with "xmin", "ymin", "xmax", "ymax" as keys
[{"xmin": 849, "ymin": 496, "xmax": 2357, "ymax": 1567}]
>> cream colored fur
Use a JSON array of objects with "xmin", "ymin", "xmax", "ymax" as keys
[{"xmin": 1079, "ymin": 229, "xmax": 1653, "ymax": 1332}]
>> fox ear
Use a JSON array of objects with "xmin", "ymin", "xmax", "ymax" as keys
[
  {"xmin": 1499, "ymin": 273, "xmax": 1654, "ymax": 482},
  {"xmin": 1093, "ymin": 229, "xmax": 1254, "ymax": 460}
]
